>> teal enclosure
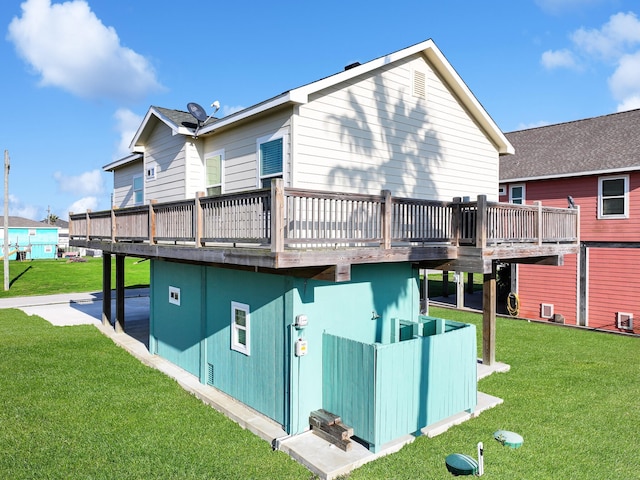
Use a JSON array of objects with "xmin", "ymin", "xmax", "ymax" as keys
[
  {"xmin": 322, "ymin": 318, "xmax": 477, "ymax": 452},
  {"xmin": 0, "ymin": 227, "xmax": 58, "ymax": 260}
]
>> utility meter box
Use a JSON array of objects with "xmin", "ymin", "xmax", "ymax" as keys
[{"xmin": 295, "ymin": 338, "xmax": 308, "ymax": 357}]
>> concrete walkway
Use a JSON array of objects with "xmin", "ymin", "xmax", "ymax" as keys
[{"xmin": 1, "ymin": 291, "xmax": 509, "ymax": 480}]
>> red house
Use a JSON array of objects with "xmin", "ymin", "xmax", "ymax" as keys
[{"xmin": 499, "ymin": 109, "xmax": 640, "ymax": 334}]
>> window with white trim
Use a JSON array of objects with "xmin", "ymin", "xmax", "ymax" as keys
[
  {"xmin": 598, "ymin": 175, "xmax": 628, "ymax": 219},
  {"xmin": 205, "ymin": 150, "xmax": 224, "ymax": 196},
  {"xmin": 509, "ymin": 184, "xmax": 525, "ymax": 205},
  {"xmin": 133, "ymin": 175, "xmax": 143, "ymax": 205},
  {"xmin": 231, "ymin": 301, "xmax": 250, "ymax": 355},
  {"xmin": 258, "ymin": 135, "xmax": 285, "ymax": 188}
]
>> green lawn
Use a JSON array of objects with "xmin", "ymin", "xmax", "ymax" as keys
[
  {"xmin": 1, "ymin": 304, "xmax": 638, "ymax": 478},
  {"xmin": 0, "ymin": 257, "xmax": 149, "ymax": 298}
]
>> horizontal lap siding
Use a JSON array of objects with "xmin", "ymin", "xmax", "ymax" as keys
[
  {"xmin": 294, "ymin": 54, "xmax": 498, "ymax": 201},
  {"xmin": 113, "ymin": 161, "xmax": 142, "ymax": 207},
  {"xmin": 517, "ymin": 256, "xmax": 578, "ymax": 324},
  {"xmin": 588, "ymin": 248, "xmax": 640, "ymax": 333},
  {"xmin": 145, "ymin": 122, "xmax": 188, "ymax": 202},
  {"xmin": 204, "ymin": 110, "xmax": 292, "ymax": 193}
]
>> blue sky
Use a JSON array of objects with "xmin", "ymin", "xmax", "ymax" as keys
[{"xmin": 2, "ymin": 0, "xmax": 640, "ymax": 220}]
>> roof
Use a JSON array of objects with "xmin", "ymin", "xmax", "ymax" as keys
[
  {"xmin": 126, "ymin": 39, "xmax": 513, "ymax": 156},
  {"xmin": 500, "ymin": 108, "xmax": 640, "ymax": 182},
  {"xmin": 0, "ymin": 216, "xmax": 58, "ymax": 228}
]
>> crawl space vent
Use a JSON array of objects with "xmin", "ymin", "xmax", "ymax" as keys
[
  {"xmin": 540, "ymin": 303, "xmax": 554, "ymax": 319},
  {"xmin": 616, "ymin": 312, "xmax": 633, "ymax": 331},
  {"xmin": 207, "ymin": 363, "xmax": 214, "ymax": 386}
]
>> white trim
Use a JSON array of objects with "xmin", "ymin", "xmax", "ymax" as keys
[
  {"xmin": 501, "ymin": 166, "xmax": 640, "ymax": 183},
  {"xmin": 231, "ymin": 301, "xmax": 250, "ymax": 356},
  {"xmin": 204, "ymin": 149, "xmax": 225, "ymax": 195},
  {"xmin": 132, "ymin": 174, "xmax": 144, "ymax": 205},
  {"xmin": 103, "ymin": 153, "xmax": 143, "ymax": 172},
  {"xmin": 616, "ymin": 312, "xmax": 633, "ymax": 331},
  {"xmin": 509, "ymin": 184, "xmax": 525, "ymax": 204},
  {"xmin": 540, "ymin": 303, "xmax": 554, "ymax": 319},
  {"xmin": 584, "ymin": 247, "xmax": 590, "ymax": 327},
  {"xmin": 168, "ymin": 286, "xmax": 181, "ymax": 306},
  {"xmin": 598, "ymin": 175, "xmax": 629, "ymax": 219},
  {"xmin": 256, "ymin": 131, "xmax": 289, "ymax": 188}
]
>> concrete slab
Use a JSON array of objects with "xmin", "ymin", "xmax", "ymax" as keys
[{"xmin": 2, "ymin": 291, "xmax": 510, "ymax": 480}]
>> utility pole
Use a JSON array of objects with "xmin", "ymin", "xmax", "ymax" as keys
[{"xmin": 4, "ymin": 150, "xmax": 10, "ymax": 291}]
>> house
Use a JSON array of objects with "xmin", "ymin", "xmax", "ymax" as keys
[
  {"xmin": 0, "ymin": 216, "xmax": 58, "ymax": 260},
  {"xmin": 499, "ymin": 109, "xmax": 640, "ymax": 335},
  {"xmin": 70, "ymin": 39, "xmax": 578, "ymax": 452}
]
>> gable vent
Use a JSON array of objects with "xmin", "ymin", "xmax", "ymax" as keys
[
  {"xmin": 616, "ymin": 312, "xmax": 633, "ymax": 331},
  {"xmin": 540, "ymin": 303, "xmax": 554, "ymax": 319},
  {"xmin": 413, "ymin": 70, "xmax": 426, "ymax": 99}
]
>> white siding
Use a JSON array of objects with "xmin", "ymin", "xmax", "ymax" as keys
[
  {"xmin": 203, "ymin": 110, "xmax": 291, "ymax": 193},
  {"xmin": 112, "ymin": 160, "xmax": 142, "ymax": 208},
  {"xmin": 294, "ymin": 54, "xmax": 499, "ymax": 201},
  {"xmin": 144, "ymin": 122, "xmax": 188, "ymax": 202}
]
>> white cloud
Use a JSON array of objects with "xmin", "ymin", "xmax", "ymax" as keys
[
  {"xmin": 113, "ymin": 108, "xmax": 143, "ymax": 158},
  {"xmin": 541, "ymin": 49, "xmax": 579, "ymax": 69},
  {"xmin": 67, "ymin": 197, "xmax": 98, "ymax": 217},
  {"xmin": 571, "ymin": 12, "xmax": 640, "ymax": 60},
  {"xmin": 221, "ymin": 105, "xmax": 246, "ymax": 117},
  {"xmin": 53, "ymin": 169, "xmax": 104, "ymax": 196},
  {"xmin": 7, "ymin": 0, "xmax": 163, "ymax": 102},
  {"xmin": 515, "ymin": 120, "xmax": 551, "ymax": 131},
  {"xmin": 609, "ymin": 51, "xmax": 640, "ymax": 109},
  {"xmin": 8, "ymin": 194, "xmax": 39, "ymax": 220}
]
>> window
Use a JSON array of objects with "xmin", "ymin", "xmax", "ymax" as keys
[
  {"xmin": 205, "ymin": 151, "xmax": 223, "ymax": 196},
  {"xmin": 509, "ymin": 184, "xmax": 525, "ymax": 204},
  {"xmin": 258, "ymin": 135, "xmax": 285, "ymax": 188},
  {"xmin": 231, "ymin": 301, "xmax": 250, "ymax": 355},
  {"xmin": 146, "ymin": 165, "xmax": 156, "ymax": 181},
  {"xmin": 598, "ymin": 175, "xmax": 628, "ymax": 219},
  {"xmin": 133, "ymin": 175, "xmax": 143, "ymax": 205},
  {"xmin": 169, "ymin": 286, "xmax": 180, "ymax": 306}
]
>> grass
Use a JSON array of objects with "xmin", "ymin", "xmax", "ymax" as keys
[
  {"xmin": 0, "ymin": 310, "xmax": 308, "ymax": 479},
  {"xmin": 2, "ymin": 263, "xmax": 638, "ymax": 478},
  {"xmin": 0, "ymin": 257, "xmax": 149, "ymax": 298},
  {"xmin": 426, "ymin": 271, "xmax": 483, "ymax": 297}
]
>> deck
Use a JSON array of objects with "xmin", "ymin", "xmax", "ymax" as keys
[{"xmin": 69, "ymin": 181, "xmax": 579, "ymax": 280}]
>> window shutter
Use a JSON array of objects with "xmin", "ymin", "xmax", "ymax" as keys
[{"xmin": 260, "ymin": 138, "xmax": 283, "ymax": 176}]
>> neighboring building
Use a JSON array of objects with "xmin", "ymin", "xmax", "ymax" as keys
[
  {"xmin": 0, "ymin": 216, "xmax": 58, "ymax": 260},
  {"xmin": 500, "ymin": 109, "xmax": 640, "ymax": 335},
  {"xmin": 72, "ymin": 39, "xmax": 578, "ymax": 453}
]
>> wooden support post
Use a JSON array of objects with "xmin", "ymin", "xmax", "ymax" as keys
[
  {"xmin": 476, "ymin": 195, "xmax": 487, "ymax": 248},
  {"xmin": 442, "ymin": 271, "xmax": 449, "ymax": 297},
  {"xmin": 381, "ymin": 189, "xmax": 392, "ymax": 249},
  {"xmin": 115, "ymin": 254, "xmax": 125, "ymax": 333},
  {"xmin": 149, "ymin": 200, "xmax": 157, "ymax": 245},
  {"xmin": 466, "ymin": 272, "xmax": 474, "ymax": 294},
  {"xmin": 194, "ymin": 193, "xmax": 203, "ymax": 247},
  {"xmin": 86, "ymin": 210, "xmax": 91, "ymax": 242},
  {"xmin": 102, "ymin": 253, "xmax": 111, "ymax": 327},
  {"xmin": 482, "ymin": 262, "xmax": 497, "ymax": 366},
  {"xmin": 456, "ymin": 272, "xmax": 464, "ymax": 309},
  {"xmin": 535, "ymin": 201, "xmax": 542, "ymax": 246},
  {"xmin": 110, "ymin": 207, "xmax": 116, "ymax": 242},
  {"xmin": 271, "ymin": 179, "xmax": 284, "ymax": 253},
  {"xmin": 452, "ymin": 197, "xmax": 461, "ymax": 247},
  {"xmin": 420, "ymin": 268, "xmax": 428, "ymax": 315}
]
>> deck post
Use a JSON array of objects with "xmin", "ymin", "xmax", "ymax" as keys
[
  {"xmin": 535, "ymin": 201, "xmax": 542, "ymax": 245},
  {"xmin": 194, "ymin": 193, "xmax": 204, "ymax": 247},
  {"xmin": 381, "ymin": 190, "xmax": 392, "ymax": 249},
  {"xmin": 114, "ymin": 254, "xmax": 125, "ymax": 333},
  {"xmin": 149, "ymin": 200, "xmax": 157, "ymax": 245},
  {"xmin": 442, "ymin": 271, "xmax": 449, "ymax": 297},
  {"xmin": 102, "ymin": 253, "xmax": 111, "ymax": 327},
  {"xmin": 482, "ymin": 262, "xmax": 497, "ymax": 365},
  {"xmin": 85, "ymin": 210, "xmax": 91, "ymax": 242},
  {"xmin": 452, "ymin": 197, "xmax": 461, "ymax": 246},
  {"xmin": 271, "ymin": 179, "xmax": 284, "ymax": 253},
  {"xmin": 110, "ymin": 207, "xmax": 116, "ymax": 242},
  {"xmin": 456, "ymin": 272, "xmax": 464, "ymax": 309},
  {"xmin": 476, "ymin": 195, "xmax": 487, "ymax": 248},
  {"xmin": 466, "ymin": 272, "xmax": 474, "ymax": 294}
]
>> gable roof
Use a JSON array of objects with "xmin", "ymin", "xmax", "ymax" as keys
[
  {"xmin": 500, "ymin": 108, "xmax": 640, "ymax": 182},
  {"xmin": 128, "ymin": 39, "xmax": 513, "ymax": 156},
  {"xmin": 0, "ymin": 216, "xmax": 58, "ymax": 229}
]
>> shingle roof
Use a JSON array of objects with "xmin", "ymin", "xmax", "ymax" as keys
[
  {"xmin": 500, "ymin": 108, "xmax": 640, "ymax": 181},
  {"xmin": 0, "ymin": 216, "xmax": 58, "ymax": 228}
]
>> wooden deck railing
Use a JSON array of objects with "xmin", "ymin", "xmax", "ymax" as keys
[{"xmin": 69, "ymin": 180, "xmax": 579, "ymax": 252}]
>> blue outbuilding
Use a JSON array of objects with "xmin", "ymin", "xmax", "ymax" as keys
[{"xmin": 0, "ymin": 216, "xmax": 59, "ymax": 260}]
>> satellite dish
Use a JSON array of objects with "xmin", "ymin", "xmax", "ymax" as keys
[{"xmin": 187, "ymin": 102, "xmax": 208, "ymax": 123}]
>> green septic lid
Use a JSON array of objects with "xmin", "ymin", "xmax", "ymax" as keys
[
  {"xmin": 494, "ymin": 430, "xmax": 524, "ymax": 448},
  {"xmin": 445, "ymin": 453, "xmax": 478, "ymax": 476}
]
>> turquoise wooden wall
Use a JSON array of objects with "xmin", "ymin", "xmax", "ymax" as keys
[
  {"xmin": 1, "ymin": 227, "xmax": 58, "ymax": 259},
  {"xmin": 150, "ymin": 260, "xmax": 422, "ymax": 436},
  {"xmin": 322, "ymin": 320, "xmax": 477, "ymax": 452}
]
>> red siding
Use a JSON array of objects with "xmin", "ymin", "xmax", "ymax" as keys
[
  {"xmin": 587, "ymin": 248, "xmax": 640, "ymax": 334},
  {"xmin": 504, "ymin": 173, "xmax": 640, "ymax": 242},
  {"xmin": 517, "ymin": 255, "xmax": 578, "ymax": 325}
]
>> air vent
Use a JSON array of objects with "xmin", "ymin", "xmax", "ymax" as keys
[
  {"xmin": 540, "ymin": 303, "xmax": 554, "ymax": 319},
  {"xmin": 616, "ymin": 312, "xmax": 633, "ymax": 331},
  {"xmin": 344, "ymin": 61, "xmax": 361, "ymax": 71},
  {"xmin": 413, "ymin": 70, "xmax": 426, "ymax": 99},
  {"xmin": 207, "ymin": 363, "xmax": 214, "ymax": 386}
]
